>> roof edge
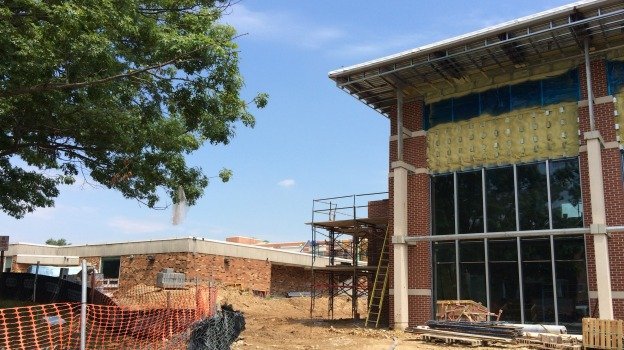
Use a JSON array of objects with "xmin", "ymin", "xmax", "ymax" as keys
[{"xmin": 328, "ymin": 0, "xmax": 612, "ymax": 79}]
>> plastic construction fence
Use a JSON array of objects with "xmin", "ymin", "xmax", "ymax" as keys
[{"xmin": 0, "ymin": 283, "xmax": 217, "ymax": 349}]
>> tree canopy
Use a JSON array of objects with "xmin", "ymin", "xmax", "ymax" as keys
[
  {"xmin": 0, "ymin": 0, "xmax": 266, "ymax": 218},
  {"xmin": 45, "ymin": 238, "xmax": 70, "ymax": 246}
]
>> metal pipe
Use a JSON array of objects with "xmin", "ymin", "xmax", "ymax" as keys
[
  {"xmin": 484, "ymin": 238, "xmax": 491, "ymax": 319},
  {"xmin": 32, "ymin": 261, "xmax": 39, "ymax": 302},
  {"xmin": 514, "ymin": 164, "xmax": 520, "ymax": 231},
  {"xmin": 453, "ymin": 172, "xmax": 460, "ymax": 299},
  {"xmin": 482, "ymin": 168, "xmax": 488, "ymax": 233},
  {"xmin": 584, "ymin": 37, "xmax": 596, "ymax": 131},
  {"xmin": 517, "ymin": 237, "xmax": 525, "ymax": 323},
  {"xmin": 80, "ymin": 259, "xmax": 87, "ymax": 350},
  {"xmin": 546, "ymin": 160, "xmax": 554, "ymax": 230},
  {"xmin": 405, "ymin": 227, "xmax": 590, "ymax": 243},
  {"xmin": 550, "ymin": 235, "xmax": 559, "ymax": 325}
]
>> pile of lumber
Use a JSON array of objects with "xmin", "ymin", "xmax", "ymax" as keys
[
  {"xmin": 408, "ymin": 321, "xmax": 523, "ymax": 347},
  {"xmin": 426, "ymin": 320, "xmax": 523, "ymax": 339}
]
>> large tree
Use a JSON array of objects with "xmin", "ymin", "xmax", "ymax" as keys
[{"xmin": 0, "ymin": 0, "xmax": 266, "ymax": 218}]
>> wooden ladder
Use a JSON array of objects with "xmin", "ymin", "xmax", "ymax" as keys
[{"xmin": 365, "ymin": 226, "xmax": 389, "ymax": 328}]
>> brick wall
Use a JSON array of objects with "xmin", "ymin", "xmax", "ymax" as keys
[
  {"xmin": 82, "ymin": 256, "xmax": 100, "ymax": 270},
  {"xmin": 117, "ymin": 252, "xmax": 272, "ymax": 292},
  {"xmin": 368, "ymin": 199, "xmax": 389, "ymax": 219},
  {"xmin": 270, "ymin": 265, "xmax": 321, "ymax": 296},
  {"xmin": 388, "ymin": 98, "xmax": 433, "ymax": 328},
  {"xmin": 12, "ymin": 262, "xmax": 28, "ymax": 273},
  {"xmin": 578, "ymin": 58, "xmax": 624, "ymax": 319}
]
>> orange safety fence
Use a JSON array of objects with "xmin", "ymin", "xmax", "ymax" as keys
[{"xmin": 0, "ymin": 284, "xmax": 217, "ymax": 349}]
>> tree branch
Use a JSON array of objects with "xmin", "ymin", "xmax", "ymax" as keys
[{"xmin": 0, "ymin": 51, "xmax": 201, "ymax": 98}]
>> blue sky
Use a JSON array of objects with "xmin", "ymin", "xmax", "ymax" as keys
[{"xmin": 1, "ymin": 0, "xmax": 575, "ymax": 245}]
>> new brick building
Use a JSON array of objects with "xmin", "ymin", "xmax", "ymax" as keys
[{"xmin": 329, "ymin": 0, "xmax": 624, "ymax": 331}]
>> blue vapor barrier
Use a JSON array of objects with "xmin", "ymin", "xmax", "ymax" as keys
[
  {"xmin": 425, "ymin": 69, "xmax": 580, "ymax": 129},
  {"xmin": 607, "ymin": 60, "xmax": 624, "ymax": 95}
]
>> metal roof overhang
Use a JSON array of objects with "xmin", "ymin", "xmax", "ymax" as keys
[{"xmin": 329, "ymin": 0, "xmax": 624, "ymax": 117}]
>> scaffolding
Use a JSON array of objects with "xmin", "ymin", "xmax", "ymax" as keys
[{"xmin": 308, "ymin": 192, "xmax": 388, "ymax": 320}]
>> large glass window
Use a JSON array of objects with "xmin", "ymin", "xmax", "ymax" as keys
[
  {"xmin": 457, "ymin": 170, "xmax": 483, "ymax": 234},
  {"xmin": 432, "ymin": 158, "xmax": 581, "ymax": 234},
  {"xmin": 549, "ymin": 159, "xmax": 583, "ymax": 229},
  {"xmin": 431, "ymin": 158, "xmax": 586, "ymax": 327},
  {"xmin": 517, "ymin": 163, "xmax": 550, "ymax": 230},
  {"xmin": 434, "ymin": 242, "xmax": 457, "ymax": 301},
  {"xmin": 432, "ymin": 174, "xmax": 455, "ymax": 235},
  {"xmin": 459, "ymin": 240, "xmax": 487, "ymax": 306},
  {"xmin": 554, "ymin": 236, "xmax": 588, "ymax": 332},
  {"xmin": 488, "ymin": 239, "xmax": 521, "ymax": 322},
  {"xmin": 521, "ymin": 238, "xmax": 555, "ymax": 323},
  {"xmin": 485, "ymin": 167, "xmax": 516, "ymax": 232}
]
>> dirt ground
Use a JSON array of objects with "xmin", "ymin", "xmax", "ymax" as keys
[{"xmin": 218, "ymin": 288, "xmax": 530, "ymax": 350}]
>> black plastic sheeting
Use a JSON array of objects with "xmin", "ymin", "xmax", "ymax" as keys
[
  {"xmin": 0, "ymin": 272, "xmax": 114, "ymax": 305},
  {"xmin": 187, "ymin": 304, "xmax": 245, "ymax": 350},
  {"xmin": 607, "ymin": 60, "xmax": 624, "ymax": 95},
  {"xmin": 425, "ymin": 69, "xmax": 580, "ymax": 129}
]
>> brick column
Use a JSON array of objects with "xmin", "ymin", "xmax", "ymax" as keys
[
  {"xmin": 388, "ymin": 97, "xmax": 431, "ymax": 328},
  {"xmin": 578, "ymin": 58, "xmax": 624, "ymax": 319}
]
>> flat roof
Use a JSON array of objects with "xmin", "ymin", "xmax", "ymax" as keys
[
  {"xmin": 329, "ymin": 0, "xmax": 624, "ymax": 115},
  {"xmin": 6, "ymin": 236, "xmax": 350, "ymax": 269}
]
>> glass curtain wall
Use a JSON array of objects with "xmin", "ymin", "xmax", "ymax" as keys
[
  {"xmin": 488, "ymin": 239, "xmax": 521, "ymax": 322},
  {"xmin": 431, "ymin": 158, "xmax": 586, "ymax": 326}
]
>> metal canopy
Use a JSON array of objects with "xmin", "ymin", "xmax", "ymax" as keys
[{"xmin": 329, "ymin": 0, "xmax": 624, "ymax": 117}]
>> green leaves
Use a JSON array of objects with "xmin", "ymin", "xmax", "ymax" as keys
[{"xmin": 0, "ymin": 0, "xmax": 267, "ymax": 218}]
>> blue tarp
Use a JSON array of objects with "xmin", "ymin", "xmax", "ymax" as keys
[{"xmin": 425, "ymin": 68, "xmax": 580, "ymax": 129}]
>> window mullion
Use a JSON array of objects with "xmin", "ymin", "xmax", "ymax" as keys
[{"xmin": 454, "ymin": 172, "xmax": 460, "ymax": 299}]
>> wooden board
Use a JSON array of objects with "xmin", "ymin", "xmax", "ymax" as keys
[
  {"xmin": 583, "ymin": 318, "xmax": 624, "ymax": 350},
  {"xmin": 422, "ymin": 333, "xmax": 482, "ymax": 347},
  {"xmin": 410, "ymin": 326, "xmax": 515, "ymax": 343}
]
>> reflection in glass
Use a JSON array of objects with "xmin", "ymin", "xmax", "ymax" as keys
[
  {"xmin": 522, "ymin": 238, "xmax": 555, "ymax": 323},
  {"xmin": 555, "ymin": 236, "xmax": 588, "ymax": 332},
  {"xmin": 486, "ymin": 167, "xmax": 516, "ymax": 232},
  {"xmin": 488, "ymin": 239, "xmax": 521, "ymax": 322},
  {"xmin": 432, "ymin": 174, "xmax": 455, "ymax": 235},
  {"xmin": 459, "ymin": 241, "xmax": 487, "ymax": 306},
  {"xmin": 517, "ymin": 163, "xmax": 549, "ymax": 230},
  {"xmin": 550, "ymin": 159, "xmax": 583, "ymax": 229},
  {"xmin": 434, "ymin": 242, "xmax": 457, "ymax": 301},
  {"xmin": 457, "ymin": 171, "xmax": 483, "ymax": 234}
]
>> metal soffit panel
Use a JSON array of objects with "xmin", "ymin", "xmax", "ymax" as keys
[{"xmin": 329, "ymin": 0, "xmax": 624, "ymax": 117}]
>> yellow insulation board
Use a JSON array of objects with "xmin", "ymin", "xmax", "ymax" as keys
[{"xmin": 427, "ymin": 102, "xmax": 579, "ymax": 173}]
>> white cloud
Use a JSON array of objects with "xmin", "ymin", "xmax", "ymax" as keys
[
  {"xmin": 277, "ymin": 179, "xmax": 296, "ymax": 188},
  {"xmin": 334, "ymin": 33, "xmax": 424, "ymax": 60},
  {"xmin": 29, "ymin": 204, "xmax": 96, "ymax": 221},
  {"xmin": 222, "ymin": 4, "xmax": 345, "ymax": 50},
  {"xmin": 108, "ymin": 217, "xmax": 168, "ymax": 234}
]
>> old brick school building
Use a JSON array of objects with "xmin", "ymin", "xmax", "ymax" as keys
[{"xmin": 329, "ymin": 0, "xmax": 624, "ymax": 331}]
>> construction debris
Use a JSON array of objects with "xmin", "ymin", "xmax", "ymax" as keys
[
  {"xmin": 518, "ymin": 333, "xmax": 582, "ymax": 350},
  {"xmin": 436, "ymin": 300, "xmax": 501, "ymax": 322}
]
